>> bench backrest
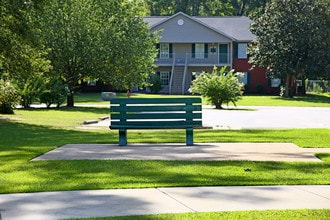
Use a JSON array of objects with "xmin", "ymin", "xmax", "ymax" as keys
[{"xmin": 110, "ymin": 97, "xmax": 202, "ymax": 129}]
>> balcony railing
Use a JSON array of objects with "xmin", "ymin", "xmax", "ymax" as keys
[{"xmin": 155, "ymin": 53, "xmax": 231, "ymax": 66}]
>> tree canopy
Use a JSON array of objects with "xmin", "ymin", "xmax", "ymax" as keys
[
  {"xmin": 0, "ymin": 0, "xmax": 50, "ymax": 80},
  {"xmin": 36, "ymin": 0, "xmax": 158, "ymax": 106},
  {"xmin": 144, "ymin": 0, "xmax": 270, "ymax": 16},
  {"xmin": 249, "ymin": 0, "xmax": 330, "ymax": 97},
  {"xmin": 5, "ymin": 0, "xmax": 324, "ymax": 110}
]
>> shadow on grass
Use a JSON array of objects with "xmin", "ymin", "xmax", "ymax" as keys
[
  {"xmin": 1, "ymin": 119, "xmax": 329, "ymax": 194},
  {"xmin": 0, "ymin": 119, "xmax": 116, "ymax": 161},
  {"xmin": 273, "ymin": 93, "xmax": 330, "ymax": 105},
  {"xmin": 15, "ymin": 106, "xmax": 109, "ymax": 114},
  {"xmin": 20, "ymin": 158, "xmax": 330, "ymax": 194},
  {"xmin": 208, "ymin": 107, "xmax": 256, "ymax": 111}
]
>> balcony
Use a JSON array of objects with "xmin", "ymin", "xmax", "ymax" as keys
[{"xmin": 155, "ymin": 53, "xmax": 231, "ymax": 66}]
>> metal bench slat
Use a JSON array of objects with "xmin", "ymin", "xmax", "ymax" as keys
[
  {"xmin": 110, "ymin": 120, "xmax": 202, "ymax": 129},
  {"xmin": 110, "ymin": 105, "xmax": 202, "ymax": 112},
  {"xmin": 111, "ymin": 112, "xmax": 202, "ymax": 120},
  {"xmin": 110, "ymin": 97, "xmax": 201, "ymax": 104}
]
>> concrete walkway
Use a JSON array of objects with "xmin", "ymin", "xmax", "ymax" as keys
[{"xmin": 1, "ymin": 185, "xmax": 330, "ymax": 220}]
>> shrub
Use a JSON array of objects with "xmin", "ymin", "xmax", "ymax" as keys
[
  {"xmin": 149, "ymin": 74, "xmax": 163, "ymax": 93},
  {"xmin": 189, "ymin": 66, "xmax": 244, "ymax": 109},
  {"xmin": 19, "ymin": 74, "xmax": 47, "ymax": 108},
  {"xmin": 39, "ymin": 77, "xmax": 67, "ymax": 108},
  {"xmin": 312, "ymin": 82, "xmax": 323, "ymax": 94},
  {"xmin": 0, "ymin": 79, "xmax": 21, "ymax": 114}
]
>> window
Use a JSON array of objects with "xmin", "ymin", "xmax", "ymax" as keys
[
  {"xmin": 271, "ymin": 78, "xmax": 281, "ymax": 87},
  {"xmin": 238, "ymin": 72, "xmax": 249, "ymax": 85},
  {"xmin": 160, "ymin": 44, "xmax": 169, "ymax": 59},
  {"xmin": 192, "ymin": 44, "xmax": 208, "ymax": 58},
  {"xmin": 237, "ymin": 43, "xmax": 248, "ymax": 59},
  {"xmin": 195, "ymin": 44, "xmax": 205, "ymax": 59},
  {"xmin": 160, "ymin": 71, "xmax": 170, "ymax": 85},
  {"xmin": 219, "ymin": 44, "xmax": 228, "ymax": 63}
]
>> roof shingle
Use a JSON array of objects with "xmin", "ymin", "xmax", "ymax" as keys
[{"xmin": 143, "ymin": 13, "xmax": 255, "ymax": 42}]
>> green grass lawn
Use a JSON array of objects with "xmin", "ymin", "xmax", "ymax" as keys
[
  {"xmin": 236, "ymin": 93, "xmax": 330, "ymax": 107},
  {"xmin": 72, "ymin": 209, "xmax": 330, "ymax": 220},
  {"xmin": 1, "ymin": 94, "xmax": 329, "ymax": 219},
  {"xmin": 0, "ymin": 113, "xmax": 329, "ymax": 194},
  {"xmin": 73, "ymin": 92, "xmax": 330, "ymax": 107}
]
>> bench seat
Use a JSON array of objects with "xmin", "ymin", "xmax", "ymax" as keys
[{"xmin": 110, "ymin": 97, "xmax": 202, "ymax": 146}]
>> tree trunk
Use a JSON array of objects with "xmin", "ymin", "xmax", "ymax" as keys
[
  {"xmin": 301, "ymin": 77, "xmax": 307, "ymax": 96},
  {"xmin": 214, "ymin": 100, "xmax": 223, "ymax": 109},
  {"xmin": 66, "ymin": 91, "xmax": 74, "ymax": 107},
  {"xmin": 285, "ymin": 75, "xmax": 295, "ymax": 98}
]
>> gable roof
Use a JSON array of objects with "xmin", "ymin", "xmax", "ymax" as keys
[{"xmin": 143, "ymin": 12, "xmax": 255, "ymax": 42}]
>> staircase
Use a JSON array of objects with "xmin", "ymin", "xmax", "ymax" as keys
[{"xmin": 170, "ymin": 66, "xmax": 184, "ymax": 94}]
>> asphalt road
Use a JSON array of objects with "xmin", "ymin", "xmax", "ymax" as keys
[{"xmin": 203, "ymin": 106, "xmax": 330, "ymax": 129}]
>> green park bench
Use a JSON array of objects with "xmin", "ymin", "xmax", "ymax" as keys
[{"xmin": 109, "ymin": 97, "xmax": 202, "ymax": 146}]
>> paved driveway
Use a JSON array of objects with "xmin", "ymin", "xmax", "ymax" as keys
[
  {"xmin": 202, "ymin": 106, "xmax": 330, "ymax": 129},
  {"xmin": 92, "ymin": 106, "xmax": 330, "ymax": 129}
]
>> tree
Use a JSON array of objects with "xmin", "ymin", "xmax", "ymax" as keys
[
  {"xmin": 37, "ymin": 0, "xmax": 158, "ymax": 107},
  {"xmin": 189, "ymin": 66, "xmax": 244, "ymax": 109},
  {"xmin": 1, "ymin": 1, "xmax": 52, "ymax": 108},
  {"xmin": 231, "ymin": 0, "xmax": 270, "ymax": 16},
  {"xmin": 0, "ymin": 1, "xmax": 48, "ymax": 69},
  {"xmin": 93, "ymin": 1, "xmax": 159, "ymax": 91},
  {"xmin": 39, "ymin": 76, "xmax": 67, "ymax": 108},
  {"xmin": 249, "ymin": 0, "xmax": 330, "ymax": 97},
  {"xmin": 149, "ymin": 74, "xmax": 163, "ymax": 93},
  {"xmin": 145, "ymin": 0, "xmax": 235, "ymax": 16},
  {"xmin": 144, "ymin": 0, "xmax": 270, "ymax": 16}
]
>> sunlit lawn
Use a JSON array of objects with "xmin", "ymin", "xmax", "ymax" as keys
[
  {"xmin": 0, "ymin": 107, "xmax": 329, "ymax": 194},
  {"xmin": 73, "ymin": 92, "xmax": 330, "ymax": 107},
  {"xmin": 0, "ymin": 93, "xmax": 329, "ymax": 219},
  {"xmin": 237, "ymin": 93, "xmax": 330, "ymax": 107},
  {"xmin": 0, "ymin": 124, "xmax": 329, "ymax": 194},
  {"xmin": 70, "ymin": 209, "xmax": 330, "ymax": 220}
]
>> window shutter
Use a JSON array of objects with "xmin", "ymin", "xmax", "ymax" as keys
[
  {"xmin": 247, "ymin": 72, "xmax": 251, "ymax": 85},
  {"xmin": 204, "ymin": 44, "xmax": 208, "ymax": 58},
  {"xmin": 192, "ymin": 44, "xmax": 195, "ymax": 58},
  {"xmin": 268, "ymin": 77, "xmax": 272, "ymax": 86},
  {"xmin": 169, "ymin": 44, "xmax": 173, "ymax": 58},
  {"xmin": 219, "ymin": 44, "xmax": 228, "ymax": 63},
  {"xmin": 156, "ymin": 44, "xmax": 160, "ymax": 58},
  {"xmin": 234, "ymin": 43, "xmax": 238, "ymax": 58}
]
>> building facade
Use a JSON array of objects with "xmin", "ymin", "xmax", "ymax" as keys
[{"xmin": 144, "ymin": 12, "xmax": 278, "ymax": 94}]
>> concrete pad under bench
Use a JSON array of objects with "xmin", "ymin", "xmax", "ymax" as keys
[{"xmin": 32, "ymin": 143, "xmax": 330, "ymax": 162}]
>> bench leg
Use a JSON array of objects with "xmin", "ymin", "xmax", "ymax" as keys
[
  {"xmin": 186, "ymin": 128, "xmax": 193, "ymax": 146},
  {"xmin": 119, "ymin": 129, "xmax": 127, "ymax": 146}
]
